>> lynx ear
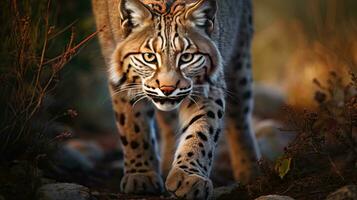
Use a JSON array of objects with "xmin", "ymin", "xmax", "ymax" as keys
[
  {"xmin": 185, "ymin": 0, "xmax": 217, "ymax": 34},
  {"xmin": 119, "ymin": 0, "xmax": 153, "ymax": 36}
]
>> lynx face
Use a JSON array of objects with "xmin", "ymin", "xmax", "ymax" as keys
[{"xmin": 110, "ymin": 0, "xmax": 221, "ymax": 111}]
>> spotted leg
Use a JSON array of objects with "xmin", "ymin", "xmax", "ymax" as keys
[
  {"xmin": 110, "ymin": 85, "xmax": 163, "ymax": 194},
  {"xmin": 225, "ymin": 1, "xmax": 261, "ymax": 184},
  {"xmin": 165, "ymin": 86, "xmax": 225, "ymax": 200}
]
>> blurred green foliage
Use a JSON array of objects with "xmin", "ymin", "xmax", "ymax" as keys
[
  {"xmin": 254, "ymin": 0, "xmax": 357, "ymax": 35},
  {"xmin": 253, "ymin": 0, "xmax": 357, "ymax": 86}
]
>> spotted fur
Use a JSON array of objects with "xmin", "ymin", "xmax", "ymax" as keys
[{"xmin": 92, "ymin": 0, "xmax": 260, "ymax": 199}]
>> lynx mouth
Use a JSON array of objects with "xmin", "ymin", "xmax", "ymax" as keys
[
  {"xmin": 147, "ymin": 94, "xmax": 188, "ymax": 111},
  {"xmin": 148, "ymin": 95, "xmax": 186, "ymax": 104}
]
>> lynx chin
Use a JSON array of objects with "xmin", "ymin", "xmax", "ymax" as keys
[{"xmin": 92, "ymin": 0, "xmax": 261, "ymax": 199}]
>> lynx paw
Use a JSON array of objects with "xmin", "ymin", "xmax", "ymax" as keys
[
  {"xmin": 165, "ymin": 167, "xmax": 213, "ymax": 200},
  {"xmin": 120, "ymin": 171, "xmax": 163, "ymax": 194}
]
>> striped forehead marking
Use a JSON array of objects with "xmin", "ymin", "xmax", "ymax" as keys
[
  {"xmin": 141, "ymin": 1, "xmax": 199, "ymax": 53},
  {"xmin": 152, "ymin": 7, "xmax": 189, "ymax": 52}
]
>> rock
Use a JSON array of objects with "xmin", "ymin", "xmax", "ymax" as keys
[
  {"xmin": 255, "ymin": 195, "xmax": 295, "ymax": 200},
  {"xmin": 255, "ymin": 120, "xmax": 296, "ymax": 161},
  {"xmin": 213, "ymin": 184, "xmax": 243, "ymax": 200},
  {"xmin": 109, "ymin": 160, "xmax": 123, "ymax": 170},
  {"xmin": 66, "ymin": 140, "xmax": 104, "ymax": 162},
  {"xmin": 254, "ymin": 85, "xmax": 286, "ymax": 118},
  {"xmin": 37, "ymin": 183, "xmax": 92, "ymax": 200},
  {"xmin": 41, "ymin": 178, "xmax": 57, "ymax": 185},
  {"xmin": 0, "ymin": 195, "xmax": 5, "ymax": 200},
  {"xmin": 54, "ymin": 145, "xmax": 94, "ymax": 171},
  {"xmin": 53, "ymin": 139, "xmax": 105, "ymax": 172},
  {"xmin": 326, "ymin": 185, "xmax": 357, "ymax": 200}
]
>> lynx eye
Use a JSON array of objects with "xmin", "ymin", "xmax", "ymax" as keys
[
  {"xmin": 142, "ymin": 53, "xmax": 157, "ymax": 63},
  {"xmin": 180, "ymin": 53, "xmax": 194, "ymax": 63}
]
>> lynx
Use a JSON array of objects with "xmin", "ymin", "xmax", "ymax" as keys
[{"xmin": 92, "ymin": 0, "xmax": 260, "ymax": 199}]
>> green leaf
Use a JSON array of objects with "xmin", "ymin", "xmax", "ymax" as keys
[{"xmin": 275, "ymin": 157, "xmax": 292, "ymax": 179}]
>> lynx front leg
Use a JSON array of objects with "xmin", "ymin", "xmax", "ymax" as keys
[
  {"xmin": 110, "ymin": 85, "xmax": 163, "ymax": 194},
  {"xmin": 165, "ymin": 87, "xmax": 225, "ymax": 200}
]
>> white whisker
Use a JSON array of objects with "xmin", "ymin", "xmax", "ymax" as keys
[
  {"xmin": 132, "ymin": 95, "xmax": 148, "ymax": 108},
  {"xmin": 188, "ymin": 95, "xmax": 200, "ymax": 109}
]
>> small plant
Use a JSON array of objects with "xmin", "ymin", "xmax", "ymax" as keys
[
  {"xmin": 0, "ymin": 0, "xmax": 97, "ymax": 199},
  {"xmin": 242, "ymin": 71, "xmax": 357, "ymax": 199},
  {"xmin": 278, "ymin": 71, "xmax": 357, "ymax": 197},
  {"xmin": 274, "ymin": 156, "xmax": 292, "ymax": 179}
]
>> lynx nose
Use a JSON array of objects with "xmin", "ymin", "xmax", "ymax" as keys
[{"xmin": 160, "ymin": 86, "xmax": 176, "ymax": 96}]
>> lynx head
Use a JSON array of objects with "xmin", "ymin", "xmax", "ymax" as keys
[{"xmin": 110, "ymin": 0, "xmax": 221, "ymax": 111}]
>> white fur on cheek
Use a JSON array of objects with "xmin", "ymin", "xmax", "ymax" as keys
[{"xmin": 109, "ymin": 57, "xmax": 120, "ymax": 84}]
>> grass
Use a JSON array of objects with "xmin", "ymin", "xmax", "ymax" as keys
[
  {"xmin": 220, "ymin": 71, "xmax": 357, "ymax": 200},
  {"xmin": 0, "ymin": 0, "xmax": 96, "ymax": 199}
]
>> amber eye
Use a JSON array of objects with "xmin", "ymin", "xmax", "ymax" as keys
[
  {"xmin": 180, "ymin": 53, "xmax": 194, "ymax": 63},
  {"xmin": 143, "ymin": 53, "xmax": 157, "ymax": 63}
]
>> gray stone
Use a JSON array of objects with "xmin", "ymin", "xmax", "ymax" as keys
[
  {"xmin": 326, "ymin": 185, "xmax": 357, "ymax": 200},
  {"xmin": 213, "ymin": 184, "xmax": 240, "ymax": 199},
  {"xmin": 254, "ymin": 120, "xmax": 296, "ymax": 161},
  {"xmin": 54, "ymin": 144, "xmax": 95, "ymax": 171},
  {"xmin": 254, "ymin": 85, "xmax": 286, "ymax": 118},
  {"xmin": 109, "ymin": 160, "xmax": 123, "ymax": 170},
  {"xmin": 255, "ymin": 195, "xmax": 295, "ymax": 200},
  {"xmin": 37, "ymin": 183, "xmax": 91, "ymax": 200},
  {"xmin": 65, "ymin": 140, "xmax": 104, "ymax": 162},
  {"xmin": 41, "ymin": 178, "xmax": 57, "ymax": 185}
]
